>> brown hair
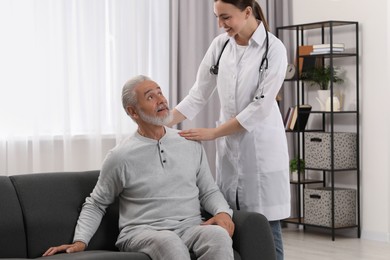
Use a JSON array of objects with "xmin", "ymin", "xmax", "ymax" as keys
[{"xmin": 214, "ymin": 0, "xmax": 269, "ymax": 31}]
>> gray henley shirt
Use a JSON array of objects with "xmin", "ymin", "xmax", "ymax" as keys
[{"xmin": 73, "ymin": 127, "xmax": 232, "ymax": 249}]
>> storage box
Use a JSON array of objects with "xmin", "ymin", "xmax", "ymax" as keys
[
  {"xmin": 304, "ymin": 188, "xmax": 356, "ymax": 227},
  {"xmin": 304, "ymin": 132, "xmax": 357, "ymax": 170}
]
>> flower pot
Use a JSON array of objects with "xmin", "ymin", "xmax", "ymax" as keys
[
  {"xmin": 316, "ymin": 89, "xmax": 341, "ymax": 111},
  {"xmin": 316, "ymin": 89, "xmax": 329, "ymax": 111},
  {"xmin": 291, "ymin": 171, "xmax": 305, "ymax": 182}
]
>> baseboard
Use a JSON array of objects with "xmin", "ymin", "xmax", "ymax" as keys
[{"xmin": 361, "ymin": 230, "xmax": 390, "ymax": 243}]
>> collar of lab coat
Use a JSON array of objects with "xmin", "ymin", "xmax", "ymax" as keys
[
  {"xmin": 228, "ymin": 21, "xmax": 266, "ymax": 48},
  {"xmin": 249, "ymin": 21, "xmax": 267, "ymax": 47}
]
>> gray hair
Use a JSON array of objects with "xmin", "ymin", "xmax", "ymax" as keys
[{"xmin": 121, "ymin": 75, "xmax": 152, "ymax": 114}]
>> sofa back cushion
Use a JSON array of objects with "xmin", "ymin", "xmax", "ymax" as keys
[
  {"xmin": 10, "ymin": 171, "xmax": 120, "ymax": 258},
  {"xmin": 0, "ymin": 176, "xmax": 28, "ymax": 258}
]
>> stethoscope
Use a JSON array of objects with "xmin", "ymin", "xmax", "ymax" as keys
[{"xmin": 210, "ymin": 25, "xmax": 269, "ymax": 101}]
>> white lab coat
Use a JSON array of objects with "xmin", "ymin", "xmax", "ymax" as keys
[{"xmin": 176, "ymin": 23, "xmax": 290, "ymax": 221}]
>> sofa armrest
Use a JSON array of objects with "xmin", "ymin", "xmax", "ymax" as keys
[{"xmin": 232, "ymin": 210, "xmax": 276, "ymax": 260}]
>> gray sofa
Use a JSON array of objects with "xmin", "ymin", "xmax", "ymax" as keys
[{"xmin": 0, "ymin": 170, "xmax": 276, "ymax": 260}]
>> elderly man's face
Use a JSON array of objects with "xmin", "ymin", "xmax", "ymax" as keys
[{"xmin": 133, "ymin": 80, "xmax": 172, "ymax": 126}]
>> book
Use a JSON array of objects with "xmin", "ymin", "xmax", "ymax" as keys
[
  {"xmin": 310, "ymin": 48, "xmax": 345, "ymax": 55},
  {"xmin": 288, "ymin": 104, "xmax": 312, "ymax": 131},
  {"xmin": 297, "ymin": 45, "xmax": 313, "ymax": 75},
  {"xmin": 297, "ymin": 45, "xmax": 322, "ymax": 76},
  {"xmin": 312, "ymin": 43, "xmax": 345, "ymax": 49},
  {"xmin": 311, "ymin": 47, "xmax": 345, "ymax": 53},
  {"xmin": 288, "ymin": 106, "xmax": 299, "ymax": 130},
  {"xmin": 284, "ymin": 106, "xmax": 295, "ymax": 130}
]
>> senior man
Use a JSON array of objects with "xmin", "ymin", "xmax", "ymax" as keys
[{"xmin": 43, "ymin": 75, "xmax": 234, "ymax": 260}]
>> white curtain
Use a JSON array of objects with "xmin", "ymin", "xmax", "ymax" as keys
[
  {"xmin": 169, "ymin": 0, "xmax": 221, "ymax": 176},
  {"xmin": 0, "ymin": 0, "xmax": 169, "ymax": 175}
]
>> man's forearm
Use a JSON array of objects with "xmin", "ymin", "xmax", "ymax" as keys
[{"xmin": 73, "ymin": 199, "xmax": 105, "ymax": 246}]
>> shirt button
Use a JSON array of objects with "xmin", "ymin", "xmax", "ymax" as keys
[
  {"xmin": 161, "ymin": 150, "xmax": 164, "ymax": 153},
  {"xmin": 163, "ymin": 160, "xmax": 166, "ymax": 163}
]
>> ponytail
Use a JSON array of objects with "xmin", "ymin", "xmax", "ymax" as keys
[{"xmin": 253, "ymin": 1, "xmax": 270, "ymax": 31}]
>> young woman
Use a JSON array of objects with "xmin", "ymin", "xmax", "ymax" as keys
[{"xmin": 169, "ymin": 1, "xmax": 290, "ymax": 259}]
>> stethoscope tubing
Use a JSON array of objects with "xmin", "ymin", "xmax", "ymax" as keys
[
  {"xmin": 210, "ymin": 25, "xmax": 269, "ymax": 101},
  {"xmin": 210, "ymin": 25, "xmax": 269, "ymax": 75}
]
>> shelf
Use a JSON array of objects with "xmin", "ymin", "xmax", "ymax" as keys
[
  {"xmin": 277, "ymin": 20, "xmax": 358, "ymax": 31},
  {"xmin": 283, "ymin": 217, "xmax": 303, "ymax": 224},
  {"xmin": 305, "ymin": 167, "xmax": 358, "ymax": 172},
  {"xmin": 290, "ymin": 178, "xmax": 323, "ymax": 184},
  {"xmin": 300, "ymin": 52, "xmax": 357, "ymax": 58},
  {"xmin": 283, "ymin": 218, "xmax": 359, "ymax": 230},
  {"xmin": 277, "ymin": 20, "xmax": 360, "ymax": 241},
  {"xmin": 286, "ymin": 128, "xmax": 356, "ymax": 133},
  {"xmin": 286, "ymin": 129, "xmax": 322, "ymax": 133},
  {"xmin": 309, "ymin": 110, "xmax": 358, "ymax": 114},
  {"xmin": 284, "ymin": 110, "xmax": 358, "ymax": 114}
]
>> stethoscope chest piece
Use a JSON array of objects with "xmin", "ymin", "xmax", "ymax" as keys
[{"xmin": 210, "ymin": 65, "xmax": 219, "ymax": 75}]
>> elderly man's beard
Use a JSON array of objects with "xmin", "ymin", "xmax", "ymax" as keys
[{"xmin": 137, "ymin": 106, "xmax": 173, "ymax": 126}]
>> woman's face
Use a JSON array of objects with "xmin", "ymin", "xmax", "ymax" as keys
[{"xmin": 214, "ymin": 1, "xmax": 249, "ymax": 37}]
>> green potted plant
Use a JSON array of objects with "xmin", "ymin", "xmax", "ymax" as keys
[
  {"xmin": 301, "ymin": 65, "xmax": 344, "ymax": 111},
  {"xmin": 289, "ymin": 157, "xmax": 305, "ymax": 181},
  {"xmin": 301, "ymin": 65, "xmax": 343, "ymax": 90}
]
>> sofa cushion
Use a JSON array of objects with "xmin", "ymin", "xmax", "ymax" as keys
[
  {"xmin": 10, "ymin": 171, "xmax": 119, "ymax": 258},
  {"xmin": 8, "ymin": 171, "xmax": 244, "ymax": 260},
  {"xmin": 36, "ymin": 251, "xmax": 150, "ymax": 260},
  {"xmin": 0, "ymin": 176, "xmax": 27, "ymax": 258},
  {"xmin": 35, "ymin": 250, "xmax": 240, "ymax": 260}
]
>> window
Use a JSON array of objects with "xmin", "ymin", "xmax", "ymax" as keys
[
  {"xmin": 0, "ymin": 0, "xmax": 170, "ymax": 137},
  {"xmin": 0, "ymin": 0, "xmax": 170, "ymax": 175}
]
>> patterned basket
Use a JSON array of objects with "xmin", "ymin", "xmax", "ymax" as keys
[
  {"xmin": 304, "ymin": 187, "xmax": 356, "ymax": 228},
  {"xmin": 304, "ymin": 132, "xmax": 357, "ymax": 170}
]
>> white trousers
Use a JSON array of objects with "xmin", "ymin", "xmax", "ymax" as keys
[{"xmin": 121, "ymin": 225, "xmax": 234, "ymax": 260}]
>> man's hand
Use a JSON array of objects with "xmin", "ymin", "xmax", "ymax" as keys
[
  {"xmin": 202, "ymin": 212, "xmax": 235, "ymax": 237},
  {"xmin": 42, "ymin": 241, "xmax": 86, "ymax": 257}
]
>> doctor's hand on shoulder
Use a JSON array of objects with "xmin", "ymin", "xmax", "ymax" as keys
[
  {"xmin": 179, "ymin": 128, "xmax": 217, "ymax": 141},
  {"xmin": 179, "ymin": 118, "xmax": 245, "ymax": 141}
]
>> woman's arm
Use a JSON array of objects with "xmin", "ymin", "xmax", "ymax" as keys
[
  {"xmin": 178, "ymin": 117, "xmax": 244, "ymax": 141},
  {"xmin": 166, "ymin": 108, "xmax": 187, "ymax": 127}
]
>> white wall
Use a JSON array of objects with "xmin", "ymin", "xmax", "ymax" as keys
[{"xmin": 291, "ymin": 0, "xmax": 390, "ymax": 242}]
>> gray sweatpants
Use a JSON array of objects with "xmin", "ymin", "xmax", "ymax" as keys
[{"xmin": 121, "ymin": 225, "xmax": 234, "ymax": 260}]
